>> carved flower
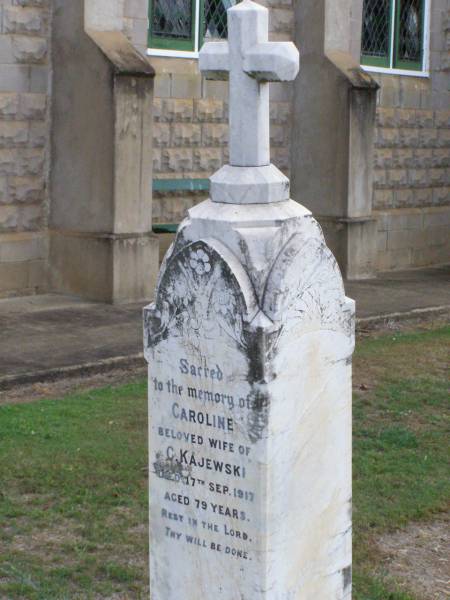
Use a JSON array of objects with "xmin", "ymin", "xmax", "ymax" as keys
[
  {"xmin": 166, "ymin": 276, "xmax": 191, "ymax": 308},
  {"xmin": 189, "ymin": 249, "xmax": 211, "ymax": 275},
  {"xmin": 214, "ymin": 280, "xmax": 234, "ymax": 316}
]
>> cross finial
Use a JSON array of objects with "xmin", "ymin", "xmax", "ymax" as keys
[{"xmin": 200, "ymin": 0, "xmax": 299, "ymax": 180}]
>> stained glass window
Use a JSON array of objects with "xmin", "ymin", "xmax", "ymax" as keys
[
  {"xmin": 361, "ymin": 0, "xmax": 426, "ymax": 71},
  {"xmin": 149, "ymin": 0, "xmax": 240, "ymax": 53},
  {"xmin": 396, "ymin": 0, "xmax": 424, "ymax": 67}
]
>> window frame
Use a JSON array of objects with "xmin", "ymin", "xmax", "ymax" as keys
[
  {"xmin": 361, "ymin": 0, "xmax": 431, "ymax": 77},
  {"xmin": 148, "ymin": 0, "xmax": 198, "ymax": 52},
  {"xmin": 147, "ymin": 0, "xmax": 225, "ymax": 58}
]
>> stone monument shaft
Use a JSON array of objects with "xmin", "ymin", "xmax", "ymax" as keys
[{"xmin": 144, "ymin": 2, "xmax": 354, "ymax": 598}]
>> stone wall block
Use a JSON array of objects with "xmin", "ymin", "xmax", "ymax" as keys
[
  {"xmin": 4, "ymin": 7, "xmax": 45, "ymax": 35},
  {"xmin": 0, "ymin": 121, "xmax": 28, "ymax": 146},
  {"xmin": 28, "ymin": 120, "xmax": 45, "ymax": 146},
  {"xmin": 374, "ymin": 148, "xmax": 393, "ymax": 168},
  {"xmin": 0, "ymin": 202, "xmax": 43, "ymax": 232},
  {"xmin": 0, "ymin": 64, "xmax": 30, "ymax": 93},
  {"xmin": 393, "ymin": 189, "xmax": 415, "ymax": 208},
  {"xmin": 413, "ymin": 188, "xmax": 434, "ymax": 206},
  {"xmin": 201, "ymin": 123, "xmax": 228, "ymax": 146},
  {"xmin": 377, "ymin": 230, "xmax": 387, "ymax": 251},
  {"xmin": 153, "ymin": 148, "xmax": 162, "ymax": 173},
  {"xmin": 387, "ymin": 228, "xmax": 427, "ymax": 250},
  {"xmin": 193, "ymin": 147, "xmax": 222, "ymax": 172},
  {"xmin": 7, "ymin": 174, "xmax": 44, "ymax": 203},
  {"xmin": 272, "ymin": 146, "xmax": 290, "ymax": 172},
  {"xmin": 18, "ymin": 92, "xmax": 46, "ymax": 119},
  {"xmin": 124, "ymin": 0, "xmax": 147, "ymax": 20},
  {"xmin": 269, "ymin": 8, "xmax": 294, "ymax": 35},
  {"xmin": 171, "ymin": 74, "xmax": 202, "ymax": 99},
  {"xmin": 387, "ymin": 168, "xmax": 408, "ymax": 187},
  {"xmin": 12, "ymin": 35, "xmax": 47, "ymax": 63},
  {"xmin": 163, "ymin": 148, "xmax": 194, "ymax": 172},
  {"xmin": 172, "ymin": 123, "xmax": 202, "ymax": 147},
  {"xmin": 400, "ymin": 128, "xmax": 420, "ymax": 148},
  {"xmin": 428, "ymin": 168, "xmax": 447, "ymax": 186},
  {"xmin": 380, "ymin": 211, "xmax": 424, "ymax": 232},
  {"xmin": 415, "ymin": 109, "xmax": 434, "ymax": 129},
  {"xmin": 29, "ymin": 65, "xmax": 48, "ymax": 92},
  {"xmin": 420, "ymin": 128, "xmax": 440, "ymax": 147},
  {"xmin": 270, "ymin": 101, "xmax": 290, "ymax": 125},
  {"xmin": 163, "ymin": 99, "xmax": 194, "ymax": 122},
  {"xmin": 434, "ymin": 110, "xmax": 450, "ymax": 128},
  {"xmin": 432, "ymin": 186, "xmax": 450, "ymax": 205},
  {"xmin": 0, "ymin": 177, "xmax": 7, "ymax": 203},
  {"xmin": 376, "ymin": 108, "xmax": 396, "ymax": 128},
  {"xmin": 414, "ymin": 148, "xmax": 434, "ymax": 168},
  {"xmin": 153, "ymin": 98, "xmax": 163, "ymax": 122},
  {"xmin": 395, "ymin": 108, "xmax": 417, "ymax": 127},
  {"xmin": 0, "ymin": 93, "xmax": 19, "ymax": 119},
  {"xmin": 392, "ymin": 148, "xmax": 415, "ymax": 168},
  {"xmin": 270, "ymin": 124, "xmax": 286, "ymax": 146},
  {"xmin": 432, "ymin": 148, "xmax": 450, "ymax": 168},
  {"xmin": 377, "ymin": 248, "xmax": 412, "ymax": 271},
  {"xmin": 373, "ymin": 189, "xmax": 395, "ymax": 209},
  {"xmin": 407, "ymin": 168, "xmax": 428, "ymax": 187},
  {"xmin": 0, "ymin": 147, "xmax": 45, "ymax": 176},
  {"xmin": 0, "ymin": 149, "xmax": 16, "ymax": 175},
  {"xmin": 376, "ymin": 127, "xmax": 400, "ymax": 147},
  {"xmin": 12, "ymin": 1, "xmax": 49, "ymax": 7},
  {"xmin": 194, "ymin": 99, "xmax": 224, "ymax": 122},
  {"xmin": 154, "ymin": 74, "xmax": 171, "ymax": 98},
  {"xmin": 153, "ymin": 122, "xmax": 170, "ymax": 147},
  {"xmin": 438, "ymin": 128, "xmax": 450, "ymax": 147},
  {"xmin": 379, "ymin": 78, "xmax": 401, "ymax": 108},
  {"xmin": 373, "ymin": 168, "xmax": 387, "ymax": 187}
]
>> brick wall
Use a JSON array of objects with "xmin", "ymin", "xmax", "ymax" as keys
[
  {"xmin": 151, "ymin": 0, "xmax": 294, "ymax": 224},
  {"xmin": 373, "ymin": 107, "xmax": 450, "ymax": 210},
  {"xmin": 371, "ymin": 0, "xmax": 450, "ymax": 271},
  {"xmin": 0, "ymin": 0, "xmax": 50, "ymax": 297}
]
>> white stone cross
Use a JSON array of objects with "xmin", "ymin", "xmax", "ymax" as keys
[{"xmin": 199, "ymin": 0, "xmax": 299, "ymax": 168}]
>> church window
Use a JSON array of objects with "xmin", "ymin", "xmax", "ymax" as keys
[
  {"xmin": 148, "ymin": 0, "xmax": 239, "ymax": 56},
  {"xmin": 361, "ymin": 0, "xmax": 429, "ymax": 73}
]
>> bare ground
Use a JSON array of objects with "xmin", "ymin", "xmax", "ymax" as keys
[{"xmin": 376, "ymin": 513, "xmax": 450, "ymax": 600}]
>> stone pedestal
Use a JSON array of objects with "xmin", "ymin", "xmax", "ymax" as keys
[
  {"xmin": 144, "ymin": 2, "xmax": 354, "ymax": 597},
  {"xmin": 144, "ymin": 200, "xmax": 354, "ymax": 598}
]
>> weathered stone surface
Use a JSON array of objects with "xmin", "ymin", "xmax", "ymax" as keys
[
  {"xmin": 144, "ymin": 201, "xmax": 354, "ymax": 599},
  {"xmin": 210, "ymin": 163, "xmax": 289, "ymax": 204},
  {"xmin": 199, "ymin": 0, "xmax": 298, "ymax": 168},
  {"xmin": 145, "ymin": 2, "xmax": 353, "ymax": 598}
]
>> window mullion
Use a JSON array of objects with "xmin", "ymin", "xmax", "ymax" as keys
[
  {"xmin": 389, "ymin": 0, "xmax": 396, "ymax": 69},
  {"xmin": 195, "ymin": 0, "xmax": 201, "ymax": 52}
]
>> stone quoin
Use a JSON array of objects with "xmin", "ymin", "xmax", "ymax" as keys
[{"xmin": 144, "ymin": 1, "xmax": 355, "ymax": 598}]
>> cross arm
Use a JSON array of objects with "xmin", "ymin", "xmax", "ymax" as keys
[
  {"xmin": 244, "ymin": 42, "xmax": 299, "ymax": 82},
  {"xmin": 199, "ymin": 42, "xmax": 230, "ymax": 80}
]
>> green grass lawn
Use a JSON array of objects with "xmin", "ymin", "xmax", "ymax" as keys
[{"xmin": 0, "ymin": 324, "xmax": 449, "ymax": 599}]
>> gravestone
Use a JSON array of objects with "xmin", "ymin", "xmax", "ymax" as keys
[{"xmin": 144, "ymin": 1, "xmax": 355, "ymax": 598}]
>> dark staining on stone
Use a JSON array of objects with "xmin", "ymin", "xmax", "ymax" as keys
[
  {"xmin": 342, "ymin": 565, "xmax": 352, "ymax": 590},
  {"xmin": 246, "ymin": 389, "xmax": 270, "ymax": 444},
  {"xmin": 144, "ymin": 305, "xmax": 170, "ymax": 350},
  {"xmin": 153, "ymin": 451, "xmax": 190, "ymax": 483}
]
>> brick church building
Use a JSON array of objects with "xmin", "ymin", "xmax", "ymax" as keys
[{"xmin": 0, "ymin": 0, "xmax": 448, "ymax": 301}]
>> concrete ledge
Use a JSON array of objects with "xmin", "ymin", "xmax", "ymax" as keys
[
  {"xmin": 0, "ymin": 353, "xmax": 145, "ymax": 391},
  {"xmin": 1, "ymin": 305, "xmax": 448, "ymax": 391}
]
